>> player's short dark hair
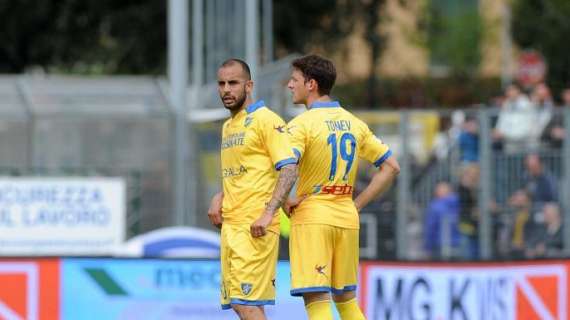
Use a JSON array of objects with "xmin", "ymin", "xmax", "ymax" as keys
[
  {"xmin": 291, "ymin": 54, "xmax": 336, "ymax": 96},
  {"xmin": 220, "ymin": 58, "xmax": 251, "ymax": 80}
]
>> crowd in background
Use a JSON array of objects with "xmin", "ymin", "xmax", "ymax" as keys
[{"xmin": 420, "ymin": 83, "xmax": 570, "ymax": 260}]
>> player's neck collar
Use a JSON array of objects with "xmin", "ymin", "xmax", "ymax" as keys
[
  {"xmin": 309, "ymin": 101, "xmax": 340, "ymax": 109},
  {"xmin": 246, "ymin": 100, "xmax": 265, "ymax": 114}
]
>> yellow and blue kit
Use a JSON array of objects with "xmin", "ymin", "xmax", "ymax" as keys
[
  {"xmin": 287, "ymin": 100, "xmax": 391, "ymax": 296},
  {"xmin": 219, "ymin": 100, "xmax": 296, "ymax": 309}
]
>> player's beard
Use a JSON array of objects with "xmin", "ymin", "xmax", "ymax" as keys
[{"xmin": 222, "ymin": 88, "xmax": 247, "ymax": 112}]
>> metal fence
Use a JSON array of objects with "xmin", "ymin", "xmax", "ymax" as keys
[{"xmin": 2, "ymin": 74, "xmax": 569, "ymax": 261}]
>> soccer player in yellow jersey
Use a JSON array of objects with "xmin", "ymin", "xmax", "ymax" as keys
[
  {"xmin": 207, "ymin": 59, "xmax": 298, "ymax": 320},
  {"xmin": 285, "ymin": 55, "xmax": 400, "ymax": 320}
]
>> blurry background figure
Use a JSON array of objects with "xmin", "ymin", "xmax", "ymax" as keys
[
  {"xmin": 523, "ymin": 153, "xmax": 557, "ymax": 209},
  {"xmin": 507, "ymin": 190, "xmax": 534, "ymax": 259},
  {"xmin": 530, "ymin": 82, "xmax": 554, "ymax": 149},
  {"xmin": 493, "ymin": 84, "xmax": 535, "ymax": 153},
  {"xmin": 544, "ymin": 87, "xmax": 570, "ymax": 148},
  {"xmin": 458, "ymin": 116, "xmax": 479, "ymax": 164},
  {"xmin": 424, "ymin": 182, "xmax": 460, "ymax": 260},
  {"xmin": 457, "ymin": 164, "xmax": 479, "ymax": 260},
  {"xmin": 526, "ymin": 202, "xmax": 563, "ymax": 258}
]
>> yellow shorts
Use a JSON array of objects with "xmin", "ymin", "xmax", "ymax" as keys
[
  {"xmin": 289, "ymin": 224, "xmax": 359, "ymax": 296},
  {"xmin": 220, "ymin": 224, "xmax": 279, "ymax": 309}
]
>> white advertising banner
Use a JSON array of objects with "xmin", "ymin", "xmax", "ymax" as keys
[
  {"xmin": 361, "ymin": 263, "xmax": 567, "ymax": 320},
  {"xmin": 0, "ymin": 177, "xmax": 125, "ymax": 255}
]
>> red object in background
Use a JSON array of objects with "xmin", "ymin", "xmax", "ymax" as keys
[
  {"xmin": 0, "ymin": 259, "xmax": 60, "ymax": 320},
  {"xmin": 517, "ymin": 50, "xmax": 547, "ymax": 88}
]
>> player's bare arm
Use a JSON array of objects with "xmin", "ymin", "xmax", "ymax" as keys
[
  {"xmin": 354, "ymin": 156, "xmax": 400, "ymax": 212},
  {"xmin": 251, "ymin": 163, "xmax": 298, "ymax": 237},
  {"xmin": 207, "ymin": 191, "xmax": 224, "ymax": 228}
]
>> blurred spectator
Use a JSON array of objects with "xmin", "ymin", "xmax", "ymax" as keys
[
  {"xmin": 424, "ymin": 182, "xmax": 460, "ymax": 259},
  {"xmin": 526, "ymin": 202, "xmax": 563, "ymax": 258},
  {"xmin": 508, "ymin": 190, "xmax": 534, "ymax": 258},
  {"xmin": 458, "ymin": 117, "xmax": 479, "ymax": 163},
  {"xmin": 523, "ymin": 153, "xmax": 558, "ymax": 207},
  {"xmin": 529, "ymin": 83, "xmax": 554, "ymax": 149},
  {"xmin": 457, "ymin": 164, "xmax": 479, "ymax": 259},
  {"xmin": 493, "ymin": 84, "xmax": 535, "ymax": 153},
  {"xmin": 543, "ymin": 87, "xmax": 570, "ymax": 148}
]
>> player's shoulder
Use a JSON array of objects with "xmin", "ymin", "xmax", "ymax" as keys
[
  {"xmin": 338, "ymin": 107, "xmax": 368, "ymax": 129},
  {"xmin": 252, "ymin": 103, "xmax": 284, "ymax": 122},
  {"xmin": 288, "ymin": 109, "xmax": 313, "ymax": 125}
]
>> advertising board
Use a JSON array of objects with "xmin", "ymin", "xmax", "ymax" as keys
[
  {"xmin": 62, "ymin": 258, "xmax": 306, "ymax": 320},
  {"xmin": 361, "ymin": 261, "xmax": 569, "ymax": 320},
  {"xmin": 0, "ymin": 178, "xmax": 125, "ymax": 255}
]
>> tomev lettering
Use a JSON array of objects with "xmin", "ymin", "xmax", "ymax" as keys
[
  {"xmin": 155, "ymin": 266, "xmax": 220, "ymax": 290},
  {"xmin": 325, "ymin": 120, "xmax": 351, "ymax": 132},
  {"xmin": 374, "ymin": 276, "xmax": 432, "ymax": 320}
]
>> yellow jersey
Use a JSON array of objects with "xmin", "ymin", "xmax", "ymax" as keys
[
  {"xmin": 221, "ymin": 100, "xmax": 296, "ymax": 233},
  {"xmin": 287, "ymin": 101, "xmax": 392, "ymax": 229}
]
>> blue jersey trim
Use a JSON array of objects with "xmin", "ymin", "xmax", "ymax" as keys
[
  {"xmin": 290, "ymin": 285, "xmax": 357, "ymax": 297},
  {"xmin": 373, "ymin": 150, "xmax": 392, "ymax": 167},
  {"xmin": 230, "ymin": 299, "xmax": 275, "ymax": 306},
  {"xmin": 246, "ymin": 100, "xmax": 266, "ymax": 113},
  {"xmin": 275, "ymin": 157, "xmax": 297, "ymax": 170},
  {"xmin": 310, "ymin": 101, "xmax": 340, "ymax": 109},
  {"xmin": 221, "ymin": 303, "xmax": 232, "ymax": 310},
  {"xmin": 292, "ymin": 148, "xmax": 301, "ymax": 160}
]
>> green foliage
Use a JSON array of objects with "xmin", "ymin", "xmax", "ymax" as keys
[
  {"xmin": 0, "ymin": 0, "xmax": 166, "ymax": 74},
  {"xmin": 427, "ymin": 0, "xmax": 481, "ymax": 76},
  {"xmin": 512, "ymin": 0, "xmax": 570, "ymax": 93}
]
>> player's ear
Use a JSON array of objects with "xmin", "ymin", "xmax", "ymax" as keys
[
  {"xmin": 245, "ymin": 79, "xmax": 254, "ymax": 94},
  {"xmin": 307, "ymin": 79, "xmax": 318, "ymax": 92}
]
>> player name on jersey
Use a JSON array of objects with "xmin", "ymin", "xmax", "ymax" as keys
[{"xmin": 325, "ymin": 120, "xmax": 351, "ymax": 132}]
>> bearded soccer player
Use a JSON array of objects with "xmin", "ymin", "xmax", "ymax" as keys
[
  {"xmin": 207, "ymin": 58, "xmax": 298, "ymax": 320},
  {"xmin": 285, "ymin": 55, "xmax": 400, "ymax": 320}
]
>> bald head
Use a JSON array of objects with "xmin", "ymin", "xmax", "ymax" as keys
[{"xmin": 220, "ymin": 58, "xmax": 251, "ymax": 80}]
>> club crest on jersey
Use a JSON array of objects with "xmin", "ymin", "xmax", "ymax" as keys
[
  {"xmin": 244, "ymin": 116, "xmax": 253, "ymax": 127},
  {"xmin": 241, "ymin": 283, "xmax": 253, "ymax": 295}
]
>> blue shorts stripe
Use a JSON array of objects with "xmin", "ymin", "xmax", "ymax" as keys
[
  {"xmin": 291, "ymin": 285, "xmax": 357, "ymax": 297},
  {"xmin": 230, "ymin": 299, "xmax": 275, "ymax": 306}
]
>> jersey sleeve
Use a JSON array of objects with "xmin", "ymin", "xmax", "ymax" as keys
[
  {"xmin": 359, "ymin": 126, "xmax": 392, "ymax": 167},
  {"xmin": 286, "ymin": 116, "xmax": 307, "ymax": 162},
  {"xmin": 260, "ymin": 111, "xmax": 297, "ymax": 170}
]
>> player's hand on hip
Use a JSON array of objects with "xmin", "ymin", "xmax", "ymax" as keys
[
  {"xmin": 207, "ymin": 192, "xmax": 223, "ymax": 229},
  {"xmin": 251, "ymin": 212, "xmax": 273, "ymax": 237},
  {"xmin": 283, "ymin": 195, "xmax": 308, "ymax": 217}
]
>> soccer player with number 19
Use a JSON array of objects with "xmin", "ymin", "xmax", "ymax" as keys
[{"xmin": 285, "ymin": 55, "xmax": 400, "ymax": 320}]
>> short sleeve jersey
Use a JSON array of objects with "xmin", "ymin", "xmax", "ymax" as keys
[
  {"xmin": 287, "ymin": 101, "xmax": 392, "ymax": 229},
  {"xmin": 221, "ymin": 100, "xmax": 297, "ymax": 233}
]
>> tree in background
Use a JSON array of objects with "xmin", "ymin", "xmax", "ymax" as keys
[
  {"xmin": 274, "ymin": 0, "xmax": 388, "ymax": 107},
  {"xmin": 0, "ymin": 0, "xmax": 166, "ymax": 74},
  {"xmin": 512, "ymin": 0, "xmax": 570, "ymax": 95}
]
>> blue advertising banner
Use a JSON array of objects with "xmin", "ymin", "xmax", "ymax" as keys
[{"xmin": 62, "ymin": 258, "xmax": 307, "ymax": 320}]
